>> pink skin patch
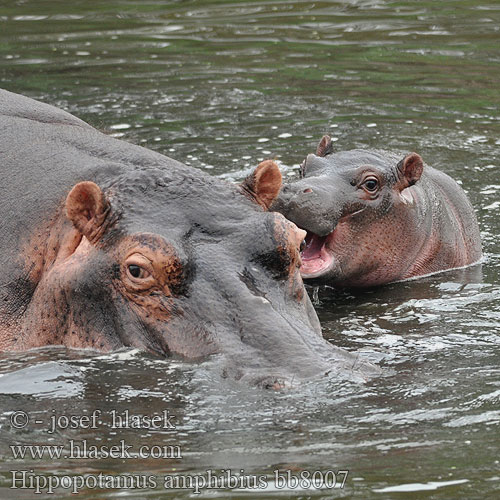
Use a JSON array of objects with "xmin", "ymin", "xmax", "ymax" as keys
[{"xmin": 300, "ymin": 232, "xmax": 335, "ymax": 277}]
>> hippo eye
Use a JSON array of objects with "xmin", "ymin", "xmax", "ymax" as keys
[
  {"xmin": 124, "ymin": 253, "xmax": 154, "ymax": 285},
  {"xmin": 363, "ymin": 177, "xmax": 379, "ymax": 192},
  {"xmin": 127, "ymin": 264, "xmax": 150, "ymax": 280}
]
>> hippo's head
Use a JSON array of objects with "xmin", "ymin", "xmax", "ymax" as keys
[
  {"xmin": 22, "ymin": 160, "xmax": 372, "ymax": 387},
  {"xmin": 272, "ymin": 135, "xmax": 426, "ymax": 288}
]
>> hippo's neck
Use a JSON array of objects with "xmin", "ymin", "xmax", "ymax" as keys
[{"xmin": 402, "ymin": 173, "xmax": 474, "ymax": 279}]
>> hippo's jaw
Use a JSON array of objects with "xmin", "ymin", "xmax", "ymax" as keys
[
  {"xmin": 301, "ymin": 231, "xmax": 335, "ymax": 278},
  {"xmin": 299, "ymin": 208, "xmax": 366, "ymax": 279}
]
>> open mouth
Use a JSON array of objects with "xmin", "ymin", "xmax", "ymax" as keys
[{"xmin": 300, "ymin": 231, "xmax": 335, "ymax": 278}]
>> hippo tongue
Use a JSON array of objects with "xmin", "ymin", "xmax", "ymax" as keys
[
  {"xmin": 302, "ymin": 232, "xmax": 327, "ymax": 260},
  {"xmin": 300, "ymin": 232, "xmax": 334, "ymax": 277}
]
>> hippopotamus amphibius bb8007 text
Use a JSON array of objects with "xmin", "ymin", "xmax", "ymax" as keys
[
  {"xmin": 272, "ymin": 135, "xmax": 482, "ymax": 288},
  {"xmin": 0, "ymin": 91, "xmax": 376, "ymax": 387}
]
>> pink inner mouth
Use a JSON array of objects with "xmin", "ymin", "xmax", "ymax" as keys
[{"xmin": 300, "ymin": 231, "xmax": 334, "ymax": 277}]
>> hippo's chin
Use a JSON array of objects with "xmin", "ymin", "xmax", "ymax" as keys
[{"xmin": 300, "ymin": 231, "xmax": 335, "ymax": 278}]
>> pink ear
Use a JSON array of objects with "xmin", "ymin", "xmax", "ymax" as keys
[
  {"xmin": 240, "ymin": 160, "xmax": 282, "ymax": 210},
  {"xmin": 398, "ymin": 153, "xmax": 424, "ymax": 186},
  {"xmin": 316, "ymin": 135, "xmax": 334, "ymax": 157},
  {"xmin": 66, "ymin": 181, "xmax": 109, "ymax": 239}
]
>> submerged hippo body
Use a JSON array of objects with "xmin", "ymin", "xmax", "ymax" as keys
[
  {"xmin": 273, "ymin": 136, "xmax": 482, "ymax": 288},
  {"xmin": 0, "ymin": 91, "xmax": 375, "ymax": 386}
]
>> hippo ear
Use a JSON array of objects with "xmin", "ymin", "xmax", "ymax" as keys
[
  {"xmin": 397, "ymin": 152, "xmax": 424, "ymax": 188},
  {"xmin": 66, "ymin": 181, "xmax": 110, "ymax": 241},
  {"xmin": 316, "ymin": 135, "xmax": 334, "ymax": 157},
  {"xmin": 240, "ymin": 160, "xmax": 282, "ymax": 210}
]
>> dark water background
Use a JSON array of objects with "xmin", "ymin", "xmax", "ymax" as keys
[{"xmin": 0, "ymin": 1, "xmax": 499, "ymax": 498}]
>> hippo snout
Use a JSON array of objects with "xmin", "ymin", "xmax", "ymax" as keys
[
  {"xmin": 243, "ymin": 373, "xmax": 297, "ymax": 390},
  {"xmin": 230, "ymin": 347, "xmax": 379, "ymax": 389},
  {"xmin": 274, "ymin": 180, "xmax": 341, "ymax": 237},
  {"xmin": 236, "ymin": 365, "xmax": 327, "ymax": 390}
]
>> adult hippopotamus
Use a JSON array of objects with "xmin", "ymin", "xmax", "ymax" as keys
[
  {"xmin": 272, "ymin": 135, "xmax": 482, "ymax": 288},
  {"xmin": 0, "ymin": 90, "xmax": 376, "ymax": 387}
]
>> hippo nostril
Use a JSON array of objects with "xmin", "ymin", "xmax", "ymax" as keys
[
  {"xmin": 266, "ymin": 380, "xmax": 287, "ymax": 390},
  {"xmin": 303, "ymin": 188, "xmax": 313, "ymax": 194},
  {"xmin": 260, "ymin": 376, "xmax": 290, "ymax": 390}
]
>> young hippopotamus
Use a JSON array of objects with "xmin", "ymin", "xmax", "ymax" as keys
[
  {"xmin": 272, "ymin": 135, "xmax": 482, "ymax": 288},
  {"xmin": 0, "ymin": 91, "xmax": 376, "ymax": 387}
]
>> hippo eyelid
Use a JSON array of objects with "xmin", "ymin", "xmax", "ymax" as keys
[
  {"xmin": 128, "ymin": 264, "xmax": 151, "ymax": 280},
  {"xmin": 125, "ymin": 253, "xmax": 154, "ymax": 271},
  {"xmin": 357, "ymin": 169, "xmax": 383, "ymax": 187},
  {"xmin": 362, "ymin": 175, "xmax": 379, "ymax": 186},
  {"xmin": 350, "ymin": 167, "xmax": 379, "ymax": 187},
  {"xmin": 123, "ymin": 252, "xmax": 156, "ymax": 289}
]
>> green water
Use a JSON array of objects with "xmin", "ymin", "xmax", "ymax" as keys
[{"xmin": 0, "ymin": 1, "xmax": 499, "ymax": 498}]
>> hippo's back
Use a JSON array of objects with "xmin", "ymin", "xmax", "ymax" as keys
[{"xmin": 0, "ymin": 89, "xmax": 92, "ymax": 129}]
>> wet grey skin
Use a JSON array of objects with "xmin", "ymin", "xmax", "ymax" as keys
[
  {"xmin": 272, "ymin": 135, "xmax": 482, "ymax": 288},
  {"xmin": 0, "ymin": 90, "xmax": 377, "ymax": 388}
]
